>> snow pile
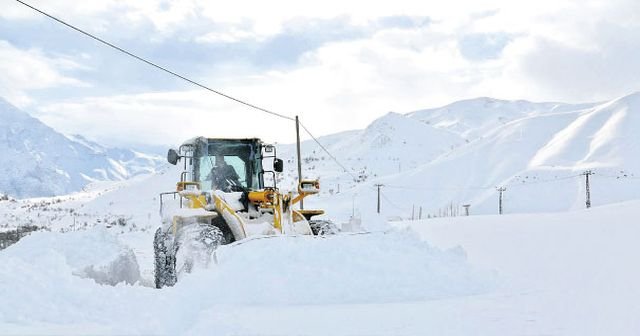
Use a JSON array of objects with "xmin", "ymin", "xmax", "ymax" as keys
[
  {"xmin": 176, "ymin": 230, "xmax": 494, "ymax": 305},
  {"xmin": 0, "ymin": 228, "xmax": 141, "ymax": 286},
  {"xmin": 0, "ymin": 228, "xmax": 148, "ymax": 332},
  {"xmin": 2, "ymin": 200, "xmax": 639, "ymax": 335},
  {"xmin": 0, "ymin": 224, "xmax": 493, "ymax": 334}
]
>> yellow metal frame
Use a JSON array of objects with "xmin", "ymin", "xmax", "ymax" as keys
[
  {"xmin": 213, "ymin": 194, "xmax": 248, "ymax": 238},
  {"xmin": 291, "ymin": 179, "xmax": 320, "ymax": 205},
  {"xmin": 171, "ymin": 175, "xmax": 324, "ymax": 238}
]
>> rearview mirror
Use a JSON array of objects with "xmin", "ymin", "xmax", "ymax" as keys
[
  {"xmin": 167, "ymin": 149, "xmax": 180, "ymax": 165},
  {"xmin": 273, "ymin": 158, "xmax": 283, "ymax": 172}
]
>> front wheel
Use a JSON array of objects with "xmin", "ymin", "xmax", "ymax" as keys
[
  {"xmin": 174, "ymin": 223, "xmax": 224, "ymax": 275},
  {"xmin": 154, "ymin": 224, "xmax": 224, "ymax": 288},
  {"xmin": 154, "ymin": 227, "xmax": 177, "ymax": 289}
]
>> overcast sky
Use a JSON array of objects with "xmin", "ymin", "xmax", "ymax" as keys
[{"xmin": 1, "ymin": 0, "xmax": 638, "ymax": 148}]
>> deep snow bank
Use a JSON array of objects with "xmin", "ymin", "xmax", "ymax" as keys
[
  {"xmin": 0, "ymin": 229, "xmax": 156, "ymax": 334},
  {"xmin": 0, "ymin": 228, "xmax": 140, "ymax": 286},
  {"xmin": 173, "ymin": 230, "xmax": 494, "ymax": 305},
  {"xmin": 0, "ymin": 226, "xmax": 493, "ymax": 334}
]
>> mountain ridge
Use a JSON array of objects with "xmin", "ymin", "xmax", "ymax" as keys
[
  {"xmin": 0, "ymin": 98, "xmax": 165, "ymax": 198},
  {"xmin": 278, "ymin": 92, "xmax": 640, "ymax": 219}
]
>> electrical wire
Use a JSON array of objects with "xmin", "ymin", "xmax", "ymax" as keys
[
  {"xmin": 596, "ymin": 174, "xmax": 640, "ymax": 180},
  {"xmin": 506, "ymin": 173, "xmax": 582, "ymax": 188},
  {"xmin": 298, "ymin": 120, "xmax": 358, "ymax": 180},
  {"xmin": 385, "ymin": 184, "xmax": 494, "ymax": 191},
  {"xmin": 14, "ymin": 0, "xmax": 294, "ymax": 122},
  {"xmin": 14, "ymin": 0, "xmax": 362, "ymax": 180},
  {"xmin": 380, "ymin": 192, "xmax": 410, "ymax": 212}
]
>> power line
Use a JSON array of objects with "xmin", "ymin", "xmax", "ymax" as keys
[
  {"xmin": 298, "ymin": 120, "xmax": 358, "ymax": 180},
  {"xmin": 14, "ymin": 0, "xmax": 294, "ymax": 122},
  {"xmin": 380, "ymin": 191, "xmax": 409, "ymax": 212},
  {"xmin": 15, "ymin": 0, "xmax": 360, "ymax": 180},
  {"xmin": 596, "ymin": 173, "xmax": 640, "ymax": 179},
  {"xmin": 506, "ymin": 174, "xmax": 582, "ymax": 188},
  {"xmin": 385, "ymin": 184, "xmax": 493, "ymax": 191}
]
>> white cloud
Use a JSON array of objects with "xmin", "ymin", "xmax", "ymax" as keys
[
  {"xmin": 194, "ymin": 27, "xmax": 265, "ymax": 44},
  {"xmin": 463, "ymin": 0, "xmax": 640, "ymax": 102},
  {"xmin": 0, "ymin": 41, "xmax": 89, "ymax": 107},
  {"xmin": 35, "ymin": 91, "xmax": 299, "ymax": 148},
  {"xmin": 0, "ymin": 0, "xmax": 113, "ymax": 19},
  {"xmin": 31, "ymin": 30, "xmax": 478, "ymax": 146},
  {"xmin": 3, "ymin": 0, "xmax": 640, "ymax": 147}
]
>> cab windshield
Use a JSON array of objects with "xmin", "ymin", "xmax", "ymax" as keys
[{"xmin": 193, "ymin": 140, "xmax": 263, "ymax": 191}]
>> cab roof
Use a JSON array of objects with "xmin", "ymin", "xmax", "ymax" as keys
[{"xmin": 180, "ymin": 137, "xmax": 264, "ymax": 147}]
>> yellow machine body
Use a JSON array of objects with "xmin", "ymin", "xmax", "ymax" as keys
[{"xmin": 162, "ymin": 137, "xmax": 326, "ymax": 243}]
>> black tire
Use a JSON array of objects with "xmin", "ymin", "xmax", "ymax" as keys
[
  {"xmin": 308, "ymin": 219, "xmax": 339, "ymax": 235},
  {"xmin": 154, "ymin": 224, "xmax": 224, "ymax": 288},
  {"xmin": 154, "ymin": 227, "xmax": 177, "ymax": 289}
]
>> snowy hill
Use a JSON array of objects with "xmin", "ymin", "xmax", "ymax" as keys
[
  {"xmin": 407, "ymin": 97, "xmax": 597, "ymax": 140},
  {"xmin": 279, "ymin": 93, "xmax": 640, "ymax": 220},
  {"xmin": 278, "ymin": 111, "xmax": 465, "ymax": 192},
  {"xmin": 0, "ymin": 98, "xmax": 165, "ymax": 198}
]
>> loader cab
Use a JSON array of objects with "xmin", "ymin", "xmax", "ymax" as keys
[{"xmin": 169, "ymin": 137, "xmax": 283, "ymax": 192}]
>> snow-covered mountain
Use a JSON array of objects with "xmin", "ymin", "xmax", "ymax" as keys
[
  {"xmin": 0, "ymin": 98, "xmax": 165, "ymax": 198},
  {"xmin": 407, "ymin": 97, "xmax": 598, "ymax": 140},
  {"xmin": 3, "ymin": 92, "xmax": 640, "ymax": 220},
  {"xmin": 277, "ymin": 111, "xmax": 465, "ymax": 193},
  {"xmin": 279, "ymin": 92, "xmax": 640, "ymax": 219}
]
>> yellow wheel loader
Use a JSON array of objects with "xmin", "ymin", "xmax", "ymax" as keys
[{"xmin": 154, "ymin": 137, "xmax": 338, "ymax": 288}]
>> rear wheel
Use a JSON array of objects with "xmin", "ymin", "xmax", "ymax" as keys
[{"xmin": 309, "ymin": 219, "xmax": 339, "ymax": 235}]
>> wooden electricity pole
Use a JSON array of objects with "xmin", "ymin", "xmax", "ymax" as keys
[
  {"xmin": 463, "ymin": 204, "xmax": 470, "ymax": 216},
  {"xmin": 497, "ymin": 187, "xmax": 506, "ymax": 215},
  {"xmin": 295, "ymin": 115, "xmax": 303, "ymax": 209},
  {"xmin": 374, "ymin": 184, "xmax": 384, "ymax": 213},
  {"xmin": 583, "ymin": 170, "xmax": 594, "ymax": 209}
]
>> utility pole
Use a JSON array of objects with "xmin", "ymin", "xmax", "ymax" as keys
[
  {"xmin": 411, "ymin": 205, "xmax": 415, "ymax": 220},
  {"xmin": 463, "ymin": 204, "xmax": 470, "ymax": 216},
  {"xmin": 583, "ymin": 170, "xmax": 594, "ymax": 209},
  {"xmin": 497, "ymin": 187, "xmax": 506, "ymax": 215},
  {"xmin": 418, "ymin": 206, "xmax": 422, "ymax": 220},
  {"xmin": 295, "ymin": 115, "xmax": 303, "ymax": 209},
  {"xmin": 374, "ymin": 184, "xmax": 384, "ymax": 214}
]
